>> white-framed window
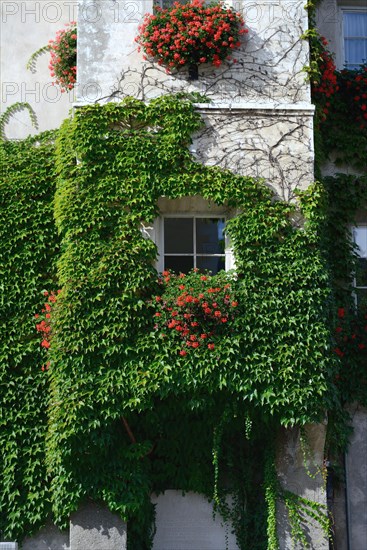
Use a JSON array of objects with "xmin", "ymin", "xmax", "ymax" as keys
[
  {"xmin": 159, "ymin": 215, "xmax": 226, "ymax": 273},
  {"xmin": 353, "ymin": 225, "xmax": 367, "ymax": 306},
  {"xmin": 143, "ymin": 197, "xmax": 235, "ymax": 274},
  {"xmin": 342, "ymin": 9, "xmax": 367, "ymax": 68}
]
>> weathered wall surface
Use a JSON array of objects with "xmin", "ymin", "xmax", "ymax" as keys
[
  {"xmin": 276, "ymin": 424, "xmax": 329, "ymax": 550},
  {"xmin": 0, "ymin": 0, "xmax": 77, "ymax": 139},
  {"xmin": 77, "ymin": 0, "xmax": 311, "ymax": 105},
  {"xmin": 17, "ymin": 502, "xmax": 127, "ymax": 550},
  {"xmin": 21, "ymin": 523, "xmax": 69, "ymax": 550},
  {"xmin": 76, "ymin": 0, "xmax": 314, "ymax": 194},
  {"xmin": 192, "ymin": 105, "xmax": 314, "ymax": 199},
  {"xmin": 70, "ymin": 502, "xmax": 127, "ymax": 550}
]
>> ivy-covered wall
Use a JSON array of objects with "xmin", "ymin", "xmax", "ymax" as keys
[
  {"xmin": 1, "ymin": 0, "xmax": 367, "ymax": 547},
  {"xmin": 1, "ymin": 94, "xmax": 339, "ymax": 548},
  {"xmin": 0, "ymin": 132, "xmax": 60, "ymax": 541}
]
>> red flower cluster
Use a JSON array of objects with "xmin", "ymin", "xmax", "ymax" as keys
[
  {"xmin": 153, "ymin": 269, "xmax": 238, "ymax": 355},
  {"xmin": 135, "ymin": 0, "xmax": 247, "ymax": 73},
  {"xmin": 35, "ymin": 290, "xmax": 60, "ymax": 370},
  {"xmin": 333, "ymin": 306, "xmax": 367, "ymax": 367},
  {"xmin": 48, "ymin": 22, "xmax": 77, "ymax": 92},
  {"xmin": 311, "ymin": 38, "xmax": 338, "ymax": 119},
  {"xmin": 340, "ymin": 65, "xmax": 367, "ymax": 129}
]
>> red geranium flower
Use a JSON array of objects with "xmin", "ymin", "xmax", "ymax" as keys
[{"xmin": 136, "ymin": 0, "xmax": 247, "ymax": 73}]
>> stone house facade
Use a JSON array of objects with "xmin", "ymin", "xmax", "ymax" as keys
[{"xmin": 0, "ymin": 0, "xmax": 366, "ymax": 549}]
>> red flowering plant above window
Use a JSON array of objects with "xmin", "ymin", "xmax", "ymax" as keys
[
  {"xmin": 135, "ymin": 0, "xmax": 247, "ymax": 75},
  {"xmin": 151, "ymin": 268, "xmax": 239, "ymax": 356},
  {"xmin": 308, "ymin": 31, "xmax": 367, "ymax": 127},
  {"xmin": 336, "ymin": 64, "xmax": 367, "ymax": 130},
  {"xmin": 307, "ymin": 34, "xmax": 338, "ymax": 120},
  {"xmin": 48, "ymin": 22, "xmax": 77, "ymax": 92}
]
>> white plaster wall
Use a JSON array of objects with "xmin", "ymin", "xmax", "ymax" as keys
[
  {"xmin": 192, "ymin": 105, "xmax": 314, "ymax": 199},
  {"xmin": 76, "ymin": 0, "xmax": 311, "ymax": 106},
  {"xmin": 0, "ymin": 0, "xmax": 77, "ymax": 139},
  {"xmin": 75, "ymin": 0, "xmax": 314, "ymax": 194}
]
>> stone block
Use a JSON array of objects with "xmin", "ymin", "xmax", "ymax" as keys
[
  {"xmin": 276, "ymin": 424, "xmax": 329, "ymax": 550},
  {"xmin": 151, "ymin": 490, "xmax": 239, "ymax": 550},
  {"xmin": 70, "ymin": 502, "xmax": 127, "ymax": 550},
  {"xmin": 345, "ymin": 405, "xmax": 367, "ymax": 550}
]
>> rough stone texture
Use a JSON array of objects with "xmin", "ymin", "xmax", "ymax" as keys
[
  {"xmin": 193, "ymin": 105, "xmax": 314, "ymax": 199},
  {"xmin": 345, "ymin": 404, "xmax": 367, "ymax": 550},
  {"xmin": 76, "ymin": 0, "xmax": 310, "ymax": 106},
  {"xmin": 75, "ymin": 0, "xmax": 314, "ymax": 196},
  {"xmin": 0, "ymin": 0, "xmax": 77, "ymax": 139},
  {"xmin": 151, "ymin": 491, "xmax": 239, "ymax": 550},
  {"xmin": 276, "ymin": 424, "xmax": 329, "ymax": 550},
  {"xmin": 70, "ymin": 502, "xmax": 127, "ymax": 550},
  {"xmin": 21, "ymin": 524, "xmax": 69, "ymax": 550}
]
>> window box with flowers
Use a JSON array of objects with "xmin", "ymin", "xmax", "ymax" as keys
[
  {"xmin": 27, "ymin": 21, "xmax": 77, "ymax": 93},
  {"xmin": 135, "ymin": 0, "xmax": 247, "ymax": 79},
  {"xmin": 48, "ymin": 22, "xmax": 77, "ymax": 92}
]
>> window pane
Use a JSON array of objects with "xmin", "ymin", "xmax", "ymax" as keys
[
  {"xmin": 344, "ymin": 13, "xmax": 367, "ymax": 37},
  {"xmin": 345, "ymin": 39, "xmax": 367, "ymax": 65},
  {"xmin": 197, "ymin": 256, "xmax": 225, "ymax": 274},
  {"xmin": 164, "ymin": 218, "xmax": 193, "ymax": 254},
  {"xmin": 356, "ymin": 288, "xmax": 367, "ymax": 308},
  {"xmin": 164, "ymin": 255, "xmax": 194, "ymax": 273},
  {"xmin": 356, "ymin": 258, "xmax": 367, "ymax": 287},
  {"xmin": 196, "ymin": 218, "xmax": 225, "ymax": 254},
  {"xmin": 354, "ymin": 227, "xmax": 367, "ymax": 258}
]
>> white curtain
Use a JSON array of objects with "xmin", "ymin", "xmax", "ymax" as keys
[{"xmin": 344, "ymin": 12, "xmax": 367, "ymax": 67}]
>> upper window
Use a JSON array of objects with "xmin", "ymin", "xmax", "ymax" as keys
[
  {"xmin": 343, "ymin": 10, "xmax": 367, "ymax": 68},
  {"xmin": 353, "ymin": 225, "xmax": 367, "ymax": 306},
  {"xmin": 162, "ymin": 216, "xmax": 226, "ymax": 274}
]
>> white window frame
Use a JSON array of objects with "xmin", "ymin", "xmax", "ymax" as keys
[
  {"xmin": 155, "ymin": 214, "xmax": 233, "ymax": 274},
  {"xmin": 352, "ymin": 224, "xmax": 367, "ymax": 305},
  {"xmin": 141, "ymin": 197, "xmax": 237, "ymax": 274},
  {"xmin": 340, "ymin": 6, "xmax": 367, "ymax": 68}
]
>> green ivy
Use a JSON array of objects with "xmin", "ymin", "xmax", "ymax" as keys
[
  {"xmin": 1, "ymin": 94, "xmax": 340, "ymax": 548},
  {"xmin": 42, "ymin": 96, "xmax": 337, "ymax": 546},
  {"xmin": 0, "ymin": 132, "xmax": 60, "ymax": 540}
]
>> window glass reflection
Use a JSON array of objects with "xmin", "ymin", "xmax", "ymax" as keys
[
  {"xmin": 196, "ymin": 218, "xmax": 225, "ymax": 254},
  {"xmin": 164, "ymin": 218, "xmax": 193, "ymax": 254}
]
